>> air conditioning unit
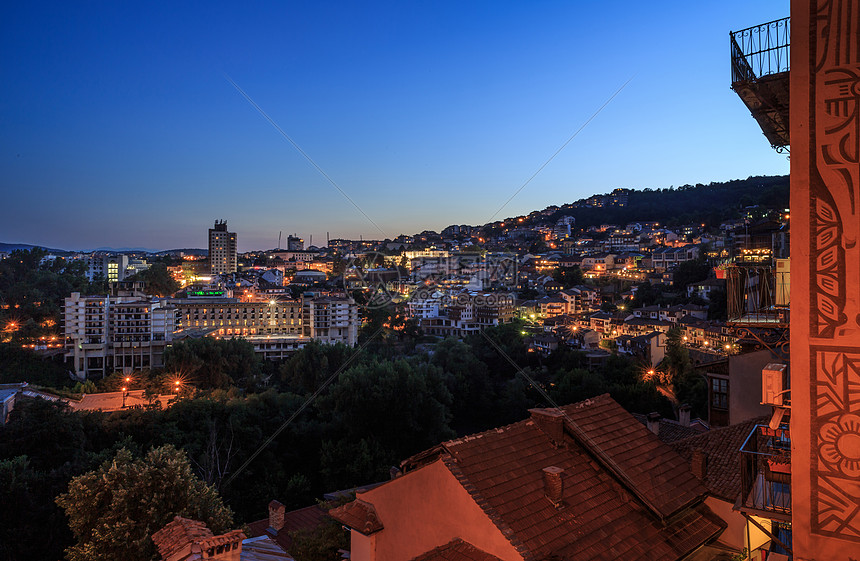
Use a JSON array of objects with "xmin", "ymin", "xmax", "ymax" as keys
[{"xmin": 762, "ymin": 363, "xmax": 788, "ymax": 406}]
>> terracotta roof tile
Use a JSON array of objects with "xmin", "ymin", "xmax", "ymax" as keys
[
  {"xmin": 394, "ymin": 394, "xmax": 725, "ymax": 561},
  {"xmin": 549, "ymin": 395, "xmax": 708, "ymax": 517},
  {"xmin": 408, "ymin": 539, "xmax": 504, "ymax": 561},
  {"xmin": 329, "ymin": 499, "xmax": 383, "ymax": 535},
  {"xmin": 151, "ymin": 517, "xmax": 245, "ymax": 560},
  {"xmin": 631, "ymin": 413, "xmax": 708, "ymax": 443},
  {"xmin": 671, "ymin": 417, "xmax": 768, "ymax": 502},
  {"xmin": 246, "ymin": 503, "xmax": 329, "ymax": 552}
]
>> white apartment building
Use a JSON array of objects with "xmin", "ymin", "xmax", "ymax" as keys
[
  {"xmin": 173, "ymin": 294, "xmax": 358, "ymax": 347},
  {"xmin": 173, "ymin": 298, "xmax": 303, "ymax": 337},
  {"xmin": 63, "ymin": 292, "xmax": 176, "ymax": 379},
  {"xmin": 86, "ymin": 255, "xmax": 151, "ymax": 283},
  {"xmin": 301, "ymin": 295, "xmax": 359, "ymax": 346},
  {"xmin": 650, "ymin": 245, "xmax": 701, "ymax": 271}
]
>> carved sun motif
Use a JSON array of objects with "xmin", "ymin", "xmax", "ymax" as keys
[{"xmin": 820, "ymin": 413, "xmax": 860, "ymax": 477}]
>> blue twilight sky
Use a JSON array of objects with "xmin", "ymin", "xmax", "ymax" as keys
[{"xmin": 1, "ymin": 1, "xmax": 789, "ymax": 252}]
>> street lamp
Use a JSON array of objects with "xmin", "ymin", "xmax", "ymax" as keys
[{"xmin": 121, "ymin": 387, "xmax": 128, "ymax": 408}]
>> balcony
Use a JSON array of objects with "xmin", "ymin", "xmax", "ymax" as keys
[
  {"xmin": 730, "ymin": 17, "xmax": 790, "ymax": 149},
  {"xmin": 740, "ymin": 424, "xmax": 791, "ymax": 519},
  {"xmin": 726, "ymin": 264, "xmax": 789, "ymax": 327}
]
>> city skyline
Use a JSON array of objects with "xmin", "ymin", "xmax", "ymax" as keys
[{"xmin": 2, "ymin": 1, "xmax": 789, "ymax": 251}]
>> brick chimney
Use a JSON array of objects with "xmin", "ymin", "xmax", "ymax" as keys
[
  {"xmin": 530, "ymin": 408, "xmax": 566, "ymax": 447},
  {"xmin": 543, "ymin": 466, "xmax": 565, "ymax": 507},
  {"xmin": 691, "ymin": 450, "xmax": 708, "ymax": 480},
  {"xmin": 647, "ymin": 412, "xmax": 661, "ymax": 435},
  {"xmin": 268, "ymin": 500, "xmax": 285, "ymax": 532},
  {"xmin": 679, "ymin": 403, "xmax": 691, "ymax": 427}
]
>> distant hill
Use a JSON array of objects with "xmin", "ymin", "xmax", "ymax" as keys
[
  {"xmin": 0, "ymin": 242, "xmax": 72, "ymax": 254},
  {"xmin": 0, "ymin": 243, "xmax": 210, "ymax": 256},
  {"xmin": 487, "ymin": 175, "xmax": 790, "ymax": 231},
  {"xmin": 88, "ymin": 247, "xmax": 163, "ymax": 253},
  {"xmin": 154, "ymin": 248, "xmax": 208, "ymax": 256}
]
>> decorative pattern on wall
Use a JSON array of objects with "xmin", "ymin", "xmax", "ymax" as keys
[
  {"xmin": 810, "ymin": 0, "xmax": 860, "ymax": 542},
  {"xmin": 812, "ymin": 348, "xmax": 860, "ymax": 540}
]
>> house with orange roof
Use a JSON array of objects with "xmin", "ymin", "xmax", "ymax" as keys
[{"xmin": 330, "ymin": 394, "xmax": 733, "ymax": 561}]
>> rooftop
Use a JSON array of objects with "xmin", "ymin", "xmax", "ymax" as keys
[
  {"xmin": 337, "ymin": 394, "xmax": 726, "ymax": 561},
  {"xmin": 409, "ymin": 539, "xmax": 503, "ymax": 561},
  {"xmin": 246, "ymin": 503, "xmax": 329, "ymax": 553},
  {"xmin": 671, "ymin": 417, "xmax": 768, "ymax": 502}
]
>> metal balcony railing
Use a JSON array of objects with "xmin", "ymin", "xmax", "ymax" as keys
[
  {"xmin": 731, "ymin": 17, "xmax": 790, "ymax": 83},
  {"xmin": 726, "ymin": 265, "xmax": 790, "ymax": 326},
  {"xmin": 740, "ymin": 424, "xmax": 791, "ymax": 515}
]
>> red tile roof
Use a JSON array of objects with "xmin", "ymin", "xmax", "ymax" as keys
[
  {"xmin": 408, "ymin": 539, "xmax": 504, "ymax": 561},
  {"xmin": 631, "ymin": 413, "xmax": 709, "ymax": 443},
  {"xmin": 246, "ymin": 504, "xmax": 328, "ymax": 552},
  {"xmin": 151, "ymin": 517, "xmax": 245, "ymax": 560},
  {"xmin": 671, "ymin": 417, "xmax": 768, "ymax": 502},
  {"xmin": 399, "ymin": 394, "xmax": 724, "ymax": 561},
  {"xmin": 328, "ymin": 499, "xmax": 383, "ymax": 536}
]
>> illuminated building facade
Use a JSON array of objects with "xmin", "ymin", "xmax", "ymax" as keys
[
  {"xmin": 209, "ymin": 220, "xmax": 237, "ymax": 275},
  {"xmin": 63, "ymin": 292, "xmax": 176, "ymax": 380}
]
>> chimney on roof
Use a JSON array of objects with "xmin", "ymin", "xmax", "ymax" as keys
[
  {"xmin": 691, "ymin": 450, "xmax": 708, "ymax": 480},
  {"xmin": 647, "ymin": 412, "xmax": 661, "ymax": 435},
  {"xmin": 268, "ymin": 500, "xmax": 285, "ymax": 532},
  {"xmin": 530, "ymin": 409, "xmax": 566, "ymax": 447},
  {"xmin": 679, "ymin": 403, "xmax": 691, "ymax": 427},
  {"xmin": 543, "ymin": 466, "xmax": 565, "ymax": 507}
]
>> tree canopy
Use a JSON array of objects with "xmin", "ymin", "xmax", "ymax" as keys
[
  {"xmin": 163, "ymin": 337, "xmax": 262, "ymax": 389},
  {"xmin": 126, "ymin": 263, "xmax": 179, "ymax": 297},
  {"xmin": 55, "ymin": 445, "xmax": 233, "ymax": 561}
]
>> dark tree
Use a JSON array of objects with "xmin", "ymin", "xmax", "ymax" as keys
[
  {"xmin": 126, "ymin": 263, "xmax": 180, "ymax": 297},
  {"xmin": 552, "ymin": 266, "xmax": 584, "ymax": 288},
  {"xmin": 163, "ymin": 338, "xmax": 261, "ymax": 389}
]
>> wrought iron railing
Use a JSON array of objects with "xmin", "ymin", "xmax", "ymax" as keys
[
  {"xmin": 726, "ymin": 265, "xmax": 789, "ymax": 325},
  {"xmin": 731, "ymin": 17, "xmax": 790, "ymax": 83},
  {"xmin": 740, "ymin": 424, "xmax": 791, "ymax": 514}
]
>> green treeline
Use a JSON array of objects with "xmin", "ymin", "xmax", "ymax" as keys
[
  {"xmin": 551, "ymin": 175, "xmax": 788, "ymax": 229},
  {"xmin": 0, "ymin": 325, "xmax": 689, "ymax": 561}
]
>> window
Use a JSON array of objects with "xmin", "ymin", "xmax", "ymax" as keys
[{"xmin": 711, "ymin": 378, "xmax": 728, "ymax": 410}]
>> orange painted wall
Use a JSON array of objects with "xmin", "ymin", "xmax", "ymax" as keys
[
  {"xmin": 791, "ymin": 0, "xmax": 860, "ymax": 558},
  {"xmin": 705, "ymin": 497, "xmax": 745, "ymax": 550},
  {"xmin": 352, "ymin": 458, "xmax": 523, "ymax": 561}
]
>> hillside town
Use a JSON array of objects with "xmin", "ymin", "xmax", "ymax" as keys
[{"xmin": 4, "ymin": 1, "xmax": 858, "ymax": 560}]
